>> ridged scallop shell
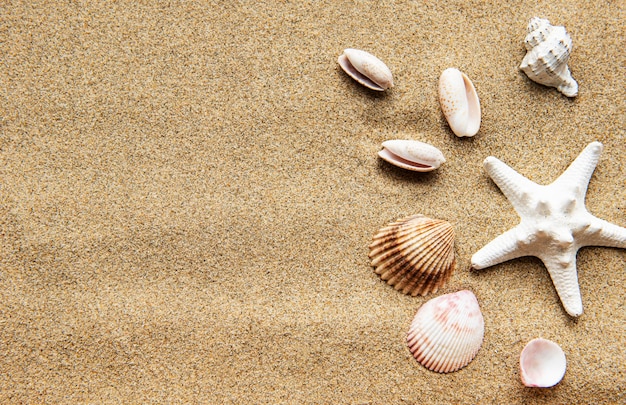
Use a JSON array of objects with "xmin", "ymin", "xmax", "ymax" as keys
[
  {"xmin": 378, "ymin": 140, "xmax": 446, "ymax": 172},
  {"xmin": 520, "ymin": 338, "xmax": 567, "ymax": 387},
  {"xmin": 438, "ymin": 68, "xmax": 481, "ymax": 137},
  {"xmin": 519, "ymin": 17, "xmax": 578, "ymax": 97},
  {"xmin": 407, "ymin": 290, "xmax": 484, "ymax": 373},
  {"xmin": 369, "ymin": 215, "xmax": 455, "ymax": 296},
  {"xmin": 338, "ymin": 48, "xmax": 394, "ymax": 91}
]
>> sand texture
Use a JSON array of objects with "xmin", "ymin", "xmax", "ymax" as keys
[{"xmin": 1, "ymin": 1, "xmax": 625, "ymax": 403}]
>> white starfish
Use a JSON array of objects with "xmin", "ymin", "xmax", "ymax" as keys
[{"xmin": 471, "ymin": 141, "xmax": 626, "ymax": 317}]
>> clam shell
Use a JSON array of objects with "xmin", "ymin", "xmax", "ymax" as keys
[
  {"xmin": 338, "ymin": 48, "xmax": 394, "ymax": 91},
  {"xmin": 438, "ymin": 68, "xmax": 481, "ymax": 137},
  {"xmin": 520, "ymin": 338, "xmax": 567, "ymax": 387},
  {"xmin": 519, "ymin": 17, "xmax": 578, "ymax": 97},
  {"xmin": 407, "ymin": 290, "xmax": 484, "ymax": 373},
  {"xmin": 369, "ymin": 215, "xmax": 455, "ymax": 296},
  {"xmin": 378, "ymin": 140, "xmax": 446, "ymax": 172}
]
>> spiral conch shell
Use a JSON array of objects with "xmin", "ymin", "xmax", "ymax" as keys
[
  {"xmin": 407, "ymin": 290, "xmax": 484, "ymax": 373},
  {"xmin": 377, "ymin": 140, "xmax": 446, "ymax": 172},
  {"xmin": 520, "ymin": 17, "xmax": 578, "ymax": 97},
  {"xmin": 369, "ymin": 215, "xmax": 455, "ymax": 296},
  {"xmin": 438, "ymin": 68, "xmax": 481, "ymax": 137},
  {"xmin": 338, "ymin": 48, "xmax": 394, "ymax": 91}
]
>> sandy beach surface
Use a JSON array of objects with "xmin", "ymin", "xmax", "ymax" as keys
[{"xmin": 1, "ymin": 1, "xmax": 624, "ymax": 403}]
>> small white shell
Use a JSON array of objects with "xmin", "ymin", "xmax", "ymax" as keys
[
  {"xmin": 407, "ymin": 290, "xmax": 484, "ymax": 373},
  {"xmin": 520, "ymin": 338, "xmax": 567, "ymax": 388},
  {"xmin": 378, "ymin": 140, "xmax": 445, "ymax": 172},
  {"xmin": 520, "ymin": 17, "xmax": 578, "ymax": 97},
  {"xmin": 338, "ymin": 48, "xmax": 394, "ymax": 91},
  {"xmin": 438, "ymin": 68, "xmax": 481, "ymax": 137}
]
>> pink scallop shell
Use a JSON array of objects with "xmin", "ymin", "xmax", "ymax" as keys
[{"xmin": 407, "ymin": 290, "xmax": 484, "ymax": 373}]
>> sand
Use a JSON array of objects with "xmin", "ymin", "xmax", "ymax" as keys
[{"xmin": 1, "ymin": 1, "xmax": 624, "ymax": 403}]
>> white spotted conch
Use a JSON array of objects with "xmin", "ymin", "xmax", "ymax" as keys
[{"xmin": 520, "ymin": 17, "xmax": 578, "ymax": 97}]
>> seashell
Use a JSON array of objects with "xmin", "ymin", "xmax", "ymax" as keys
[
  {"xmin": 377, "ymin": 140, "xmax": 446, "ymax": 172},
  {"xmin": 519, "ymin": 17, "xmax": 578, "ymax": 97},
  {"xmin": 438, "ymin": 68, "xmax": 481, "ymax": 137},
  {"xmin": 369, "ymin": 214, "xmax": 455, "ymax": 296},
  {"xmin": 407, "ymin": 290, "xmax": 484, "ymax": 373},
  {"xmin": 519, "ymin": 338, "xmax": 567, "ymax": 387},
  {"xmin": 338, "ymin": 48, "xmax": 394, "ymax": 91}
]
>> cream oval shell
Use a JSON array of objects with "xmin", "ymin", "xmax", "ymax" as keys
[
  {"xmin": 338, "ymin": 48, "xmax": 394, "ymax": 91},
  {"xmin": 378, "ymin": 140, "xmax": 446, "ymax": 172},
  {"xmin": 520, "ymin": 338, "xmax": 567, "ymax": 387},
  {"xmin": 438, "ymin": 68, "xmax": 481, "ymax": 137},
  {"xmin": 407, "ymin": 290, "xmax": 484, "ymax": 373}
]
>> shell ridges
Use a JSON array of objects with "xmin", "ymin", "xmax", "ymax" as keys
[
  {"xmin": 369, "ymin": 215, "xmax": 455, "ymax": 296},
  {"xmin": 407, "ymin": 290, "xmax": 485, "ymax": 373}
]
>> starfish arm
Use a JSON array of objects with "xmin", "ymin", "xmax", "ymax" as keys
[
  {"xmin": 576, "ymin": 215, "xmax": 626, "ymax": 249},
  {"xmin": 483, "ymin": 156, "xmax": 541, "ymax": 217},
  {"xmin": 540, "ymin": 251, "xmax": 583, "ymax": 317},
  {"xmin": 552, "ymin": 141, "xmax": 603, "ymax": 197},
  {"xmin": 471, "ymin": 226, "xmax": 528, "ymax": 269}
]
